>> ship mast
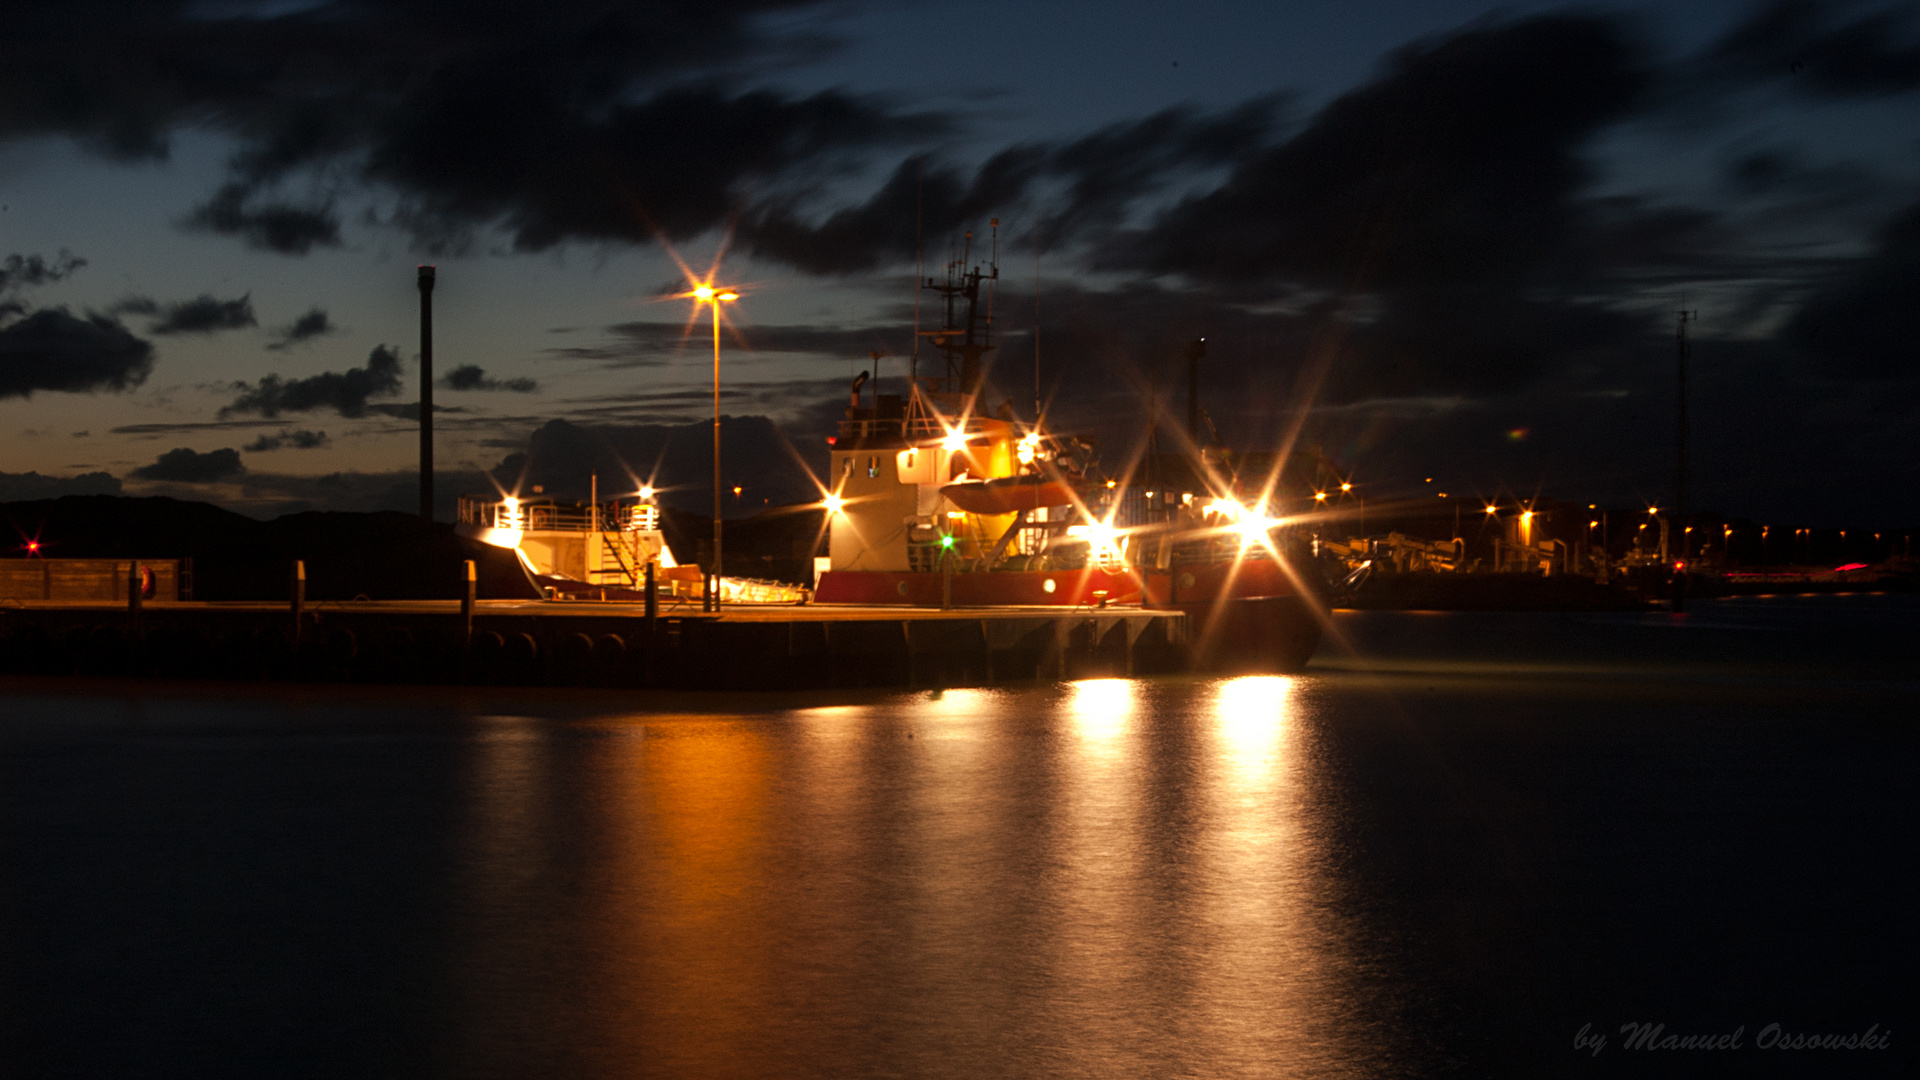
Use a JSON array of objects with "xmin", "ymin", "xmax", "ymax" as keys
[{"xmin": 919, "ymin": 221, "xmax": 1000, "ymax": 403}]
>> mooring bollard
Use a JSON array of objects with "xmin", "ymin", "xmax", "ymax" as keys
[{"xmin": 290, "ymin": 560, "xmax": 306, "ymax": 645}]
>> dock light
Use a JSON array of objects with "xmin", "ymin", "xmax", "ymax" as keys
[
  {"xmin": 1340, "ymin": 482, "xmax": 1352, "ymax": 492},
  {"xmin": 1648, "ymin": 506, "xmax": 1659, "ymax": 515},
  {"xmin": 823, "ymin": 493, "xmax": 845, "ymax": 515},
  {"xmin": 683, "ymin": 277, "xmax": 740, "ymax": 605},
  {"xmin": 942, "ymin": 429, "xmax": 968, "ymax": 452},
  {"xmin": 1105, "ymin": 479, "xmax": 1116, "ymax": 489},
  {"xmin": 1314, "ymin": 491, "xmax": 1327, "ymax": 502},
  {"xmin": 1485, "ymin": 504, "xmax": 1498, "ymax": 515},
  {"xmin": 1437, "ymin": 492, "xmax": 1448, "ymax": 498},
  {"xmin": 732, "ymin": 485, "xmax": 743, "ymax": 497},
  {"xmin": 1521, "ymin": 510, "xmax": 1534, "ymax": 522},
  {"xmin": 638, "ymin": 485, "xmax": 654, "ymax": 500}
]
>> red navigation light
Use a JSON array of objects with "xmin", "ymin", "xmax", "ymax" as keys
[
  {"xmin": 26, "ymin": 541, "xmax": 39, "ymax": 552},
  {"xmin": 1834, "ymin": 562, "xmax": 1868, "ymax": 572},
  {"xmin": 826, "ymin": 436, "xmax": 837, "ymax": 445}
]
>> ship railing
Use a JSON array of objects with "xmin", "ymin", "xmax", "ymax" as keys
[
  {"xmin": 456, "ymin": 495, "xmax": 659, "ymax": 533},
  {"xmin": 837, "ymin": 416, "xmax": 1000, "ymax": 442}
]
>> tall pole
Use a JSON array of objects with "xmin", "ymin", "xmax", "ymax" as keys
[
  {"xmin": 711, "ymin": 298, "xmax": 723, "ymax": 611},
  {"xmin": 418, "ymin": 265, "xmax": 435, "ymax": 520},
  {"xmin": 1674, "ymin": 308, "xmax": 1693, "ymax": 613}
]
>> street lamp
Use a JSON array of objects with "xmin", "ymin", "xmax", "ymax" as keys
[{"xmin": 688, "ymin": 281, "xmax": 738, "ymax": 609}]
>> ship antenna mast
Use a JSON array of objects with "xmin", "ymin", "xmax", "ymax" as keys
[
  {"xmin": 911, "ymin": 169, "xmax": 922, "ymax": 392},
  {"xmin": 986, "ymin": 217, "xmax": 998, "ymax": 351},
  {"xmin": 1033, "ymin": 243, "xmax": 1041, "ymax": 424}
]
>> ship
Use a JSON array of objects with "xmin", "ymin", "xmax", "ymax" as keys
[
  {"xmin": 455, "ymin": 483, "xmax": 805, "ymax": 605},
  {"xmin": 812, "ymin": 223, "xmax": 1326, "ymax": 672},
  {"xmin": 454, "ymin": 223, "xmax": 1326, "ymax": 671}
]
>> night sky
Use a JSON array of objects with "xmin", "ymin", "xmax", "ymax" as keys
[{"xmin": 1, "ymin": 0, "xmax": 1916, "ymax": 526}]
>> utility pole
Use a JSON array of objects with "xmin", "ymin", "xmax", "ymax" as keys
[
  {"xmin": 1674, "ymin": 308, "xmax": 1694, "ymax": 613},
  {"xmin": 418, "ymin": 265, "xmax": 436, "ymax": 520}
]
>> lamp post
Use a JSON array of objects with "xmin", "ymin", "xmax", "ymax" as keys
[{"xmin": 692, "ymin": 283, "xmax": 738, "ymax": 610}]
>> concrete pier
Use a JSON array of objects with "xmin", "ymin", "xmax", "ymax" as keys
[{"xmin": 0, "ymin": 599, "xmax": 1191, "ymax": 690}]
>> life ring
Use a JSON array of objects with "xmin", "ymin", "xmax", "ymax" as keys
[{"xmin": 140, "ymin": 565, "xmax": 157, "ymax": 600}]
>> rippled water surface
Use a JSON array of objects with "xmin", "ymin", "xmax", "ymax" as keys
[{"xmin": 3, "ymin": 596, "xmax": 1914, "ymax": 1078}]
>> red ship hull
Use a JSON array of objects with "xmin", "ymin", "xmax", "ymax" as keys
[{"xmin": 814, "ymin": 555, "xmax": 1323, "ymax": 672}]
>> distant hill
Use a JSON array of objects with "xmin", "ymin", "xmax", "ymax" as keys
[
  {"xmin": 0, "ymin": 495, "xmax": 827, "ymax": 599},
  {"xmin": 0, "ymin": 496, "xmax": 535, "ymax": 601}
]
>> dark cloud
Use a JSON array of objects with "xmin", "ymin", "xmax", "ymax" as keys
[
  {"xmin": 582, "ymin": 319, "xmax": 911, "ymax": 367},
  {"xmin": 0, "ymin": 307, "xmax": 154, "ymax": 398},
  {"xmin": 183, "ymin": 183, "xmax": 341, "ymax": 255},
  {"xmin": 130, "ymin": 447, "xmax": 245, "ymax": 483},
  {"xmin": 443, "ymin": 364, "xmax": 537, "ymax": 392},
  {"xmin": 111, "ymin": 418, "xmax": 298, "ymax": 436},
  {"xmin": 0, "ymin": 470, "xmax": 122, "ymax": 502},
  {"xmin": 1786, "ymin": 196, "xmax": 1920, "ymax": 379},
  {"xmin": 1109, "ymin": 15, "xmax": 1646, "ymax": 288},
  {"xmin": 266, "ymin": 307, "xmax": 335, "ymax": 350},
  {"xmin": 0, "ymin": 251, "xmax": 85, "ymax": 291},
  {"xmin": 147, "ymin": 293, "xmax": 257, "ymax": 334},
  {"xmin": 1711, "ymin": 1, "xmax": 1920, "ymax": 97},
  {"xmin": 363, "ymin": 401, "xmax": 466, "ymax": 421},
  {"xmin": 0, "ymin": 2, "xmax": 931, "ymax": 258},
  {"xmin": 221, "ymin": 344, "xmax": 403, "ymax": 418},
  {"xmin": 243, "ymin": 429, "xmax": 331, "ymax": 452},
  {"xmin": 741, "ymin": 99, "xmax": 1280, "ymax": 273}
]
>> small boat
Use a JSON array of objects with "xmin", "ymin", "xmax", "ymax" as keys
[{"xmin": 940, "ymin": 475, "xmax": 1080, "ymax": 515}]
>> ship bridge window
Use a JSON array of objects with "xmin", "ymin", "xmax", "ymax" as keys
[{"xmin": 867, "ymin": 455, "xmax": 879, "ymax": 478}]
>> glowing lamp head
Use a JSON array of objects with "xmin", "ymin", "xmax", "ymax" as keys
[
  {"xmin": 26, "ymin": 541, "xmax": 38, "ymax": 552},
  {"xmin": 693, "ymin": 285, "xmax": 714, "ymax": 301},
  {"xmin": 939, "ymin": 534, "xmax": 955, "ymax": 549},
  {"xmin": 1340, "ymin": 482, "xmax": 1352, "ymax": 492},
  {"xmin": 823, "ymin": 493, "xmax": 845, "ymax": 515},
  {"xmin": 1313, "ymin": 491, "xmax": 1327, "ymax": 502},
  {"xmin": 638, "ymin": 485, "xmax": 654, "ymax": 500},
  {"xmin": 1485, "ymin": 505, "xmax": 1498, "ymax": 515},
  {"xmin": 941, "ymin": 429, "xmax": 968, "ymax": 452}
]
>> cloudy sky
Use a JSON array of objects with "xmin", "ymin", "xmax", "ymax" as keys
[{"xmin": 1, "ymin": 0, "xmax": 1916, "ymax": 524}]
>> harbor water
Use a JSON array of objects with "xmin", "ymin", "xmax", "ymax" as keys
[{"xmin": 2, "ymin": 595, "xmax": 1913, "ymax": 1078}]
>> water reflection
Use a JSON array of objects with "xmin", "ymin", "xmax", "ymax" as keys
[{"xmin": 432, "ymin": 679, "xmax": 1385, "ymax": 1078}]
